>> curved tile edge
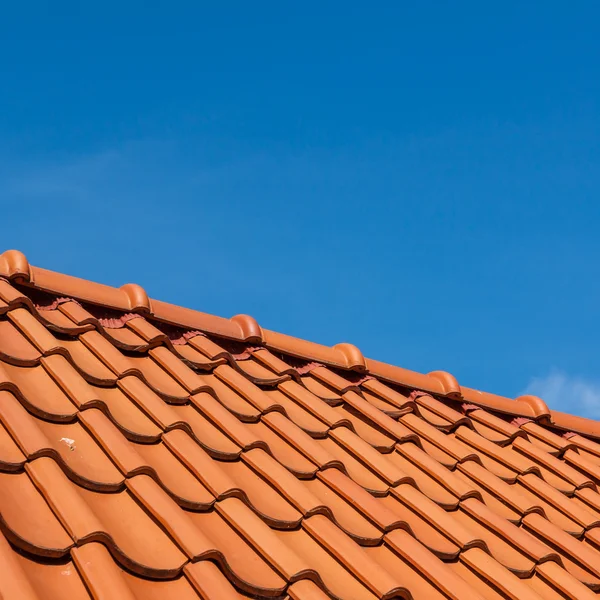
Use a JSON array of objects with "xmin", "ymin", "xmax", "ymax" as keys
[
  {"xmin": 334, "ymin": 343, "xmax": 367, "ymax": 372},
  {"xmin": 230, "ymin": 314, "xmax": 263, "ymax": 343},
  {"xmin": 426, "ymin": 371, "xmax": 461, "ymax": 399},
  {"xmin": 514, "ymin": 394, "xmax": 550, "ymax": 420},
  {"xmin": 120, "ymin": 284, "xmax": 151, "ymax": 314},
  {"xmin": 0, "ymin": 250, "xmax": 31, "ymax": 283}
]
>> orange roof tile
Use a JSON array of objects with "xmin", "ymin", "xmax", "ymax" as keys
[{"xmin": 0, "ymin": 248, "xmax": 599, "ymax": 599}]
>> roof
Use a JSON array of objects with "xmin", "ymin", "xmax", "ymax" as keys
[{"xmin": 0, "ymin": 250, "xmax": 600, "ymax": 600}]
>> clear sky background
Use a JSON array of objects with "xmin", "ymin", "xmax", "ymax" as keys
[{"xmin": 1, "ymin": 3, "xmax": 599, "ymax": 417}]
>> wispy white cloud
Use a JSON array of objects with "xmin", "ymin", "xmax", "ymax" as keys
[
  {"xmin": 521, "ymin": 370, "xmax": 600, "ymax": 419},
  {"xmin": 0, "ymin": 139, "xmax": 302, "ymax": 309},
  {"xmin": 2, "ymin": 149, "xmax": 122, "ymax": 200}
]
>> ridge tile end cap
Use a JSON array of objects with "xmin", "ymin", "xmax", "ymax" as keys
[
  {"xmin": 120, "ymin": 283, "xmax": 151, "ymax": 314},
  {"xmin": 427, "ymin": 370, "xmax": 462, "ymax": 398},
  {"xmin": 515, "ymin": 394, "xmax": 550, "ymax": 419},
  {"xmin": 333, "ymin": 342, "xmax": 367, "ymax": 372},
  {"xmin": 0, "ymin": 249, "xmax": 31, "ymax": 283},
  {"xmin": 230, "ymin": 314, "xmax": 263, "ymax": 343}
]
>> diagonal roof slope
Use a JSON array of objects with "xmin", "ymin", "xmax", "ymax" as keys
[{"xmin": 0, "ymin": 249, "xmax": 599, "ymax": 599}]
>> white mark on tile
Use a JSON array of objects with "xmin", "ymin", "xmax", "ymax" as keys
[{"xmin": 60, "ymin": 437, "xmax": 76, "ymax": 451}]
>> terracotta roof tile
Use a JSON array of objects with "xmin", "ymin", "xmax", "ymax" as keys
[
  {"xmin": 198, "ymin": 372, "xmax": 262, "ymax": 420},
  {"xmin": 0, "ymin": 320, "xmax": 41, "ymax": 365},
  {"xmin": 2, "ymin": 252, "xmax": 600, "ymax": 598},
  {"xmin": 0, "ymin": 468, "xmax": 73, "ymax": 556},
  {"xmin": 381, "ymin": 493, "xmax": 463, "ymax": 559}
]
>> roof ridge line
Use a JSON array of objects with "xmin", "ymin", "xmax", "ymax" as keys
[{"xmin": 1, "ymin": 248, "xmax": 594, "ymax": 439}]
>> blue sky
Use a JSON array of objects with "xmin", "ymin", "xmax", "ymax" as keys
[{"xmin": 1, "ymin": 3, "xmax": 599, "ymax": 416}]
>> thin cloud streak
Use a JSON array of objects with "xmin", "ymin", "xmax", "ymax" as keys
[{"xmin": 522, "ymin": 370, "xmax": 600, "ymax": 419}]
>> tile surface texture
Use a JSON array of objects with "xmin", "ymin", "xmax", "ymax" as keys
[{"xmin": 0, "ymin": 252, "xmax": 599, "ymax": 599}]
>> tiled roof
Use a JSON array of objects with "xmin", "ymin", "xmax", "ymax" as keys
[{"xmin": 0, "ymin": 250, "xmax": 600, "ymax": 599}]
